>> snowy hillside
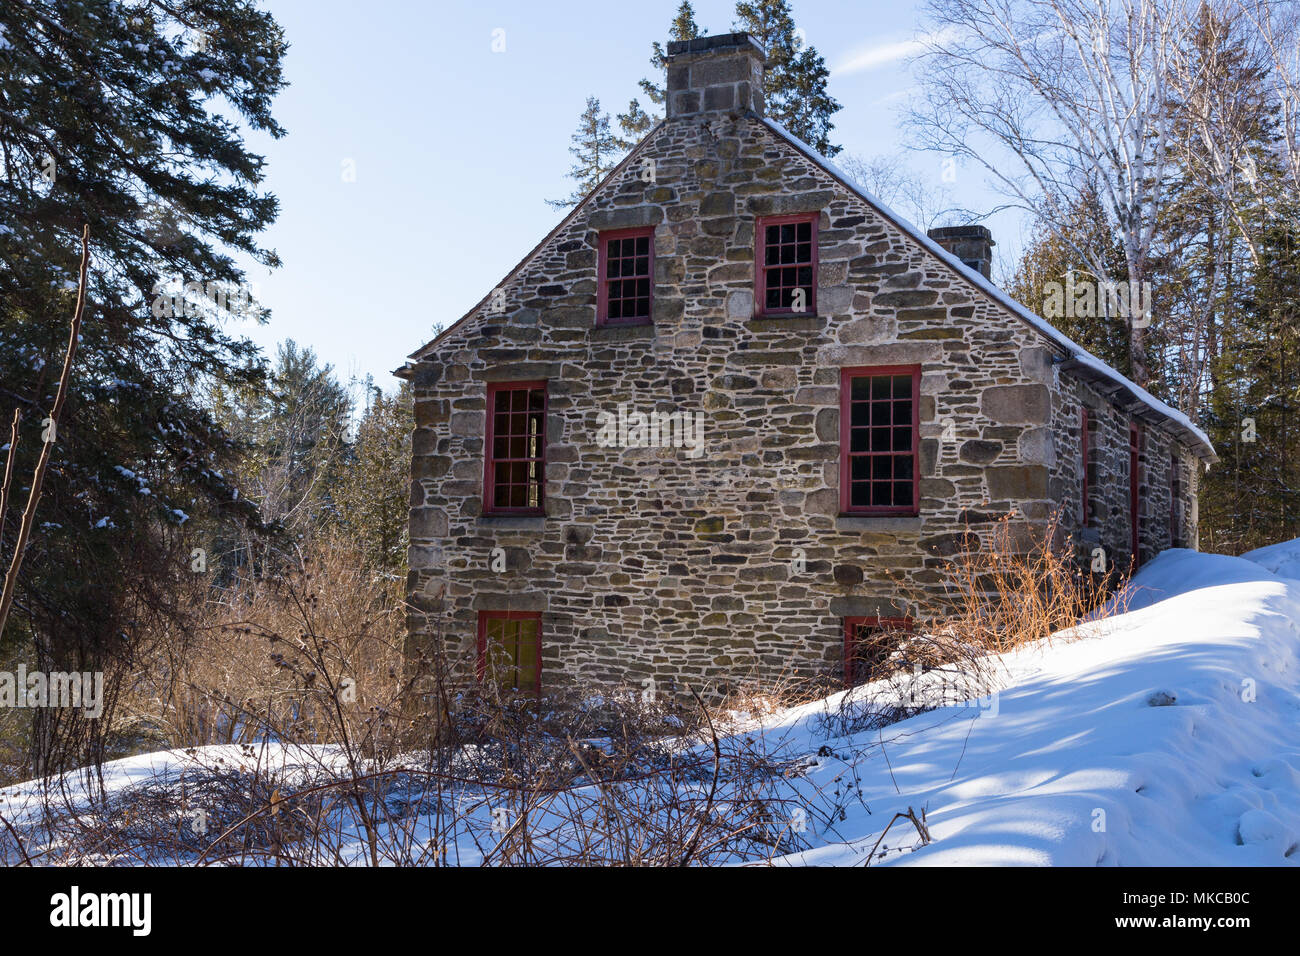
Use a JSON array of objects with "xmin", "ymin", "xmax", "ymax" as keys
[
  {"xmin": 4, "ymin": 542, "xmax": 1299, "ymax": 867},
  {"xmin": 771, "ymin": 544, "xmax": 1300, "ymax": 865}
]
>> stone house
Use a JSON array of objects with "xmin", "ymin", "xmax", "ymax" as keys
[{"xmin": 396, "ymin": 32, "xmax": 1216, "ymax": 695}]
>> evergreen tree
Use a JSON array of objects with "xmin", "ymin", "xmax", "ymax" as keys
[
  {"xmin": 1201, "ymin": 214, "xmax": 1300, "ymax": 553},
  {"xmin": 1006, "ymin": 190, "xmax": 1135, "ymax": 380},
  {"xmin": 614, "ymin": 99, "xmax": 655, "ymax": 151},
  {"xmin": 333, "ymin": 382, "xmax": 413, "ymax": 584},
  {"xmin": 631, "ymin": 2, "xmax": 703, "ymax": 115},
  {"xmin": 210, "ymin": 341, "xmax": 351, "ymax": 567},
  {"xmin": 548, "ymin": 97, "xmax": 621, "ymax": 209},
  {"xmin": 733, "ymin": 0, "xmax": 841, "ymax": 155},
  {"xmin": 0, "ymin": 2, "xmax": 286, "ymax": 692}
]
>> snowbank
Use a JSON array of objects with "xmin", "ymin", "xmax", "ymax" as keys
[{"xmin": 773, "ymin": 543, "xmax": 1300, "ymax": 865}]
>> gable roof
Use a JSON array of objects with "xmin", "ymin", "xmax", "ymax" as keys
[
  {"xmin": 398, "ymin": 114, "xmax": 1215, "ymax": 463},
  {"xmin": 762, "ymin": 117, "xmax": 1215, "ymax": 463}
]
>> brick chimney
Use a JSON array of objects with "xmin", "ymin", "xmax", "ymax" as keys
[
  {"xmin": 927, "ymin": 225, "xmax": 996, "ymax": 279},
  {"xmin": 664, "ymin": 32, "xmax": 766, "ymax": 120}
]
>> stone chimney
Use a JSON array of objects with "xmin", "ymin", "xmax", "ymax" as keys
[
  {"xmin": 927, "ymin": 225, "xmax": 996, "ymax": 279},
  {"xmin": 664, "ymin": 32, "xmax": 766, "ymax": 120}
]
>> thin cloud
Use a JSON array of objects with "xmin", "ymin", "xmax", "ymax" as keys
[{"xmin": 834, "ymin": 28, "xmax": 958, "ymax": 75}]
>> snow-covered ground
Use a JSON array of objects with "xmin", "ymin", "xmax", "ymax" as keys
[
  {"xmin": 772, "ymin": 544, "xmax": 1300, "ymax": 865},
  {"xmin": 4, "ymin": 541, "xmax": 1299, "ymax": 866}
]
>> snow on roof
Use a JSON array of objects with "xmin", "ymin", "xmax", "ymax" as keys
[{"xmin": 762, "ymin": 117, "xmax": 1215, "ymax": 461}]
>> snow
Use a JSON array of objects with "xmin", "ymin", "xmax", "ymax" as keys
[
  {"xmin": 1241, "ymin": 539, "xmax": 1300, "ymax": 582},
  {"xmin": 768, "ymin": 544, "xmax": 1300, "ymax": 865},
  {"xmin": 762, "ymin": 117, "xmax": 1215, "ymax": 461},
  {"xmin": 5, "ymin": 542, "xmax": 1299, "ymax": 866}
]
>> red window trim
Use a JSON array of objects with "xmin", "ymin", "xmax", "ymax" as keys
[
  {"xmin": 843, "ymin": 616, "xmax": 912, "ymax": 687},
  {"xmin": 755, "ymin": 212, "xmax": 819, "ymax": 317},
  {"xmin": 476, "ymin": 610, "xmax": 542, "ymax": 695},
  {"xmin": 1129, "ymin": 423, "xmax": 1142, "ymax": 565},
  {"xmin": 483, "ymin": 380, "xmax": 548, "ymax": 516},
  {"xmin": 839, "ymin": 365, "xmax": 922, "ymax": 517},
  {"xmin": 1080, "ymin": 407, "xmax": 1091, "ymax": 527},
  {"xmin": 596, "ymin": 226, "xmax": 655, "ymax": 326}
]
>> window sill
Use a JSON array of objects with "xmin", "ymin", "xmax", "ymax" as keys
[
  {"xmin": 747, "ymin": 315, "xmax": 825, "ymax": 332},
  {"xmin": 835, "ymin": 514, "xmax": 922, "ymax": 532},
  {"xmin": 478, "ymin": 512, "xmax": 546, "ymax": 530}
]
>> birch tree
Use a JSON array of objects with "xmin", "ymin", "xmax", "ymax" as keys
[{"xmin": 908, "ymin": 0, "xmax": 1193, "ymax": 388}]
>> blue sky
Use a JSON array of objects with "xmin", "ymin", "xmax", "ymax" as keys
[{"xmin": 235, "ymin": 0, "xmax": 1024, "ymax": 392}]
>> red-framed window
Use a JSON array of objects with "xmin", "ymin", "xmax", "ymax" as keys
[
  {"xmin": 484, "ymin": 381, "xmax": 547, "ymax": 514},
  {"xmin": 756, "ymin": 213, "xmax": 818, "ymax": 316},
  {"xmin": 1129, "ymin": 423, "xmax": 1142, "ymax": 565},
  {"xmin": 839, "ymin": 365, "xmax": 921, "ymax": 516},
  {"xmin": 1080, "ymin": 407, "xmax": 1091, "ymax": 527},
  {"xmin": 477, "ymin": 611, "xmax": 541, "ymax": 695},
  {"xmin": 844, "ymin": 616, "xmax": 912, "ymax": 686},
  {"xmin": 597, "ymin": 227, "xmax": 654, "ymax": 325}
]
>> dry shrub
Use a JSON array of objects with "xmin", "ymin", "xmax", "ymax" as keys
[
  {"xmin": 823, "ymin": 511, "xmax": 1132, "ymax": 738},
  {"xmin": 118, "ymin": 535, "xmax": 405, "ymax": 752},
  {"xmin": 937, "ymin": 511, "xmax": 1130, "ymax": 655}
]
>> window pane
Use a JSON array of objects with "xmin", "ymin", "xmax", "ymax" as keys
[{"xmin": 851, "ymin": 481, "xmax": 871, "ymax": 508}]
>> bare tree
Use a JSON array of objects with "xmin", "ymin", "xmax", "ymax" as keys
[
  {"xmin": 838, "ymin": 151, "xmax": 981, "ymax": 231},
  {"xmin": 908, "ymin": 0, "xmax": 1194, "ymax": 388},
  {"xmin": 1241, "ymin": 0, "xmax": 1300, "ymax": 201}
]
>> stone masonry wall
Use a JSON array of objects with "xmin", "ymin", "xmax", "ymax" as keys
[{"xmin": 406, "ymin": 113, "xmax": 1201, "ymax": 696}]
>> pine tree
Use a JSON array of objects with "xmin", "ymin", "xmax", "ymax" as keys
[
  {"xmin": 1006, "ymin": 190, "xmax": 1135, "ymax": 380},
  {"xmin": 0, "ymin": 3, "xmax": 286, "ymax": 688},
  {"xmin": 733, "ymin": 0, "xmax": 841, "ymax": 155},
  {"xmin": 332, "ymin": 382, "xmax": 414, "ymax": 584},
  {"xmin": 548, "ymin": 97, "xmax": 622, "ymax": 209},
  {"xmin": 633, "ymin": 2, "xmax": 703, "ymax": 114},
  {"xmin": 1159, "ymin": 2, "xmax": 1293, "ymax": 552},
  {"xmin": 1201, "ymin": 214, "xmax": 1300, "ymax": 553},
  {"xmin": 614, "ymin": 99, "xmax": 655, "ymax": 151},
  {"xmin": 211, "ymin": 341, "xmax": 351, "ymax": 567}
]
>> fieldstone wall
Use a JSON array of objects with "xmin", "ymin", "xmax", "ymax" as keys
[
  {"xmin": 405, "ymin": 112, "xmax": 1201, "ymax": 696},
  {"xmin": 1050, "ymin": 373, "xmax": 1201, "ymax": 571}
]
